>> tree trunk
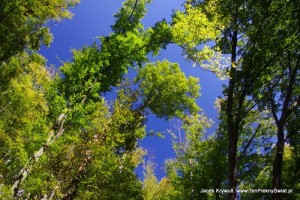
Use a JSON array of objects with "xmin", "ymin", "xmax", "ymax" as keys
[
  {"xmin": 272, "ymin": 126, "xmax": 284, "ymax": 200},
  {"xmin": 271, "ymin": 59, "xmax": 299, "ymax": 200},
  {"xmin": 228, "ymin": 130, "xmax": 238, "ymax": 200},
  {"xmin": 11, "ymin": 113, "xmax": 67, "ymax": 198},
  {"xmin": 227, "ymin": 25, "xmax": 238, "ymax": 199}
]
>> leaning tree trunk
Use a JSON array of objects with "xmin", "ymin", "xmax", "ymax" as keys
[{"xmin": 11, "ymin": 112, "xmax": 68, "ymax": 198}]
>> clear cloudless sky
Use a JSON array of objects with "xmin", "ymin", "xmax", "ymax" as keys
[{"xmin": 40, "ymin": 0, "xmax": 225, "ymax": 180}]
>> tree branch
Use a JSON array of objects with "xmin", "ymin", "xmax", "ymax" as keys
[
  {"xmin": 129, "ymin": 0, "xmax": 139, "ymax": 21},
  {"xmin": 237, "ymin": 123, "xmax": 262, "ymax": 161},
  {"xmin": 0, "ymin": 0, "xmax": 27, "ymax": 23},
  {"xmin": 0, "ymin": 101, "xmax": 12, "ymax": 114}
]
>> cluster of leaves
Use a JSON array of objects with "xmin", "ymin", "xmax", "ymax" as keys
[
  {"xmin": 0, "ymin": 53, "xmax": 51, "ymax": 191},
  {"xmin": 135, "ymin": 60, "xmax": 200, "ymax": 119},
  {"xmin": 165, "ymin": 114, "xmax": 227, "ymax": 200},
  {"xmin": 0, "ymin": 0, "xmax": 79, "ymax": 64}
]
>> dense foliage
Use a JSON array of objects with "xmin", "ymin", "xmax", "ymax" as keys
[{"xmin": 0, "ymin": 0, "xmax": 299, "ymax": 199}]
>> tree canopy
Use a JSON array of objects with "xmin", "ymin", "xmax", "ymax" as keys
[{"xmin": 0, "ymin": 0, "xmax": 299, "ymax": 199}]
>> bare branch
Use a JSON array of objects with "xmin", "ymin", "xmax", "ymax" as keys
[{"xmin": 0, "ymin": 101, "xmax": 12, "ymax": 114}]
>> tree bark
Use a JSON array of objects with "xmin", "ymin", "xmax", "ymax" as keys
[
  {"xmin": 11, "ymin": 113, "xmax": 67, "ymax": 198},
  {"xmin": 271, "ymin": 58, "xmax": 299, "ymax": 200},
  {"xmin": 227, "ymin": 27, "xmax": 238, "ymax": 200},
  {"xmin": 272, "ymin": 125, "xmax": 284, "ymax": 200}
]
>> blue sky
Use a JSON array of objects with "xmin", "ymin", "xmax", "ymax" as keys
[{"xmin": 40, "ymin": 0, "xmax": 225, "ymax": 180}]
